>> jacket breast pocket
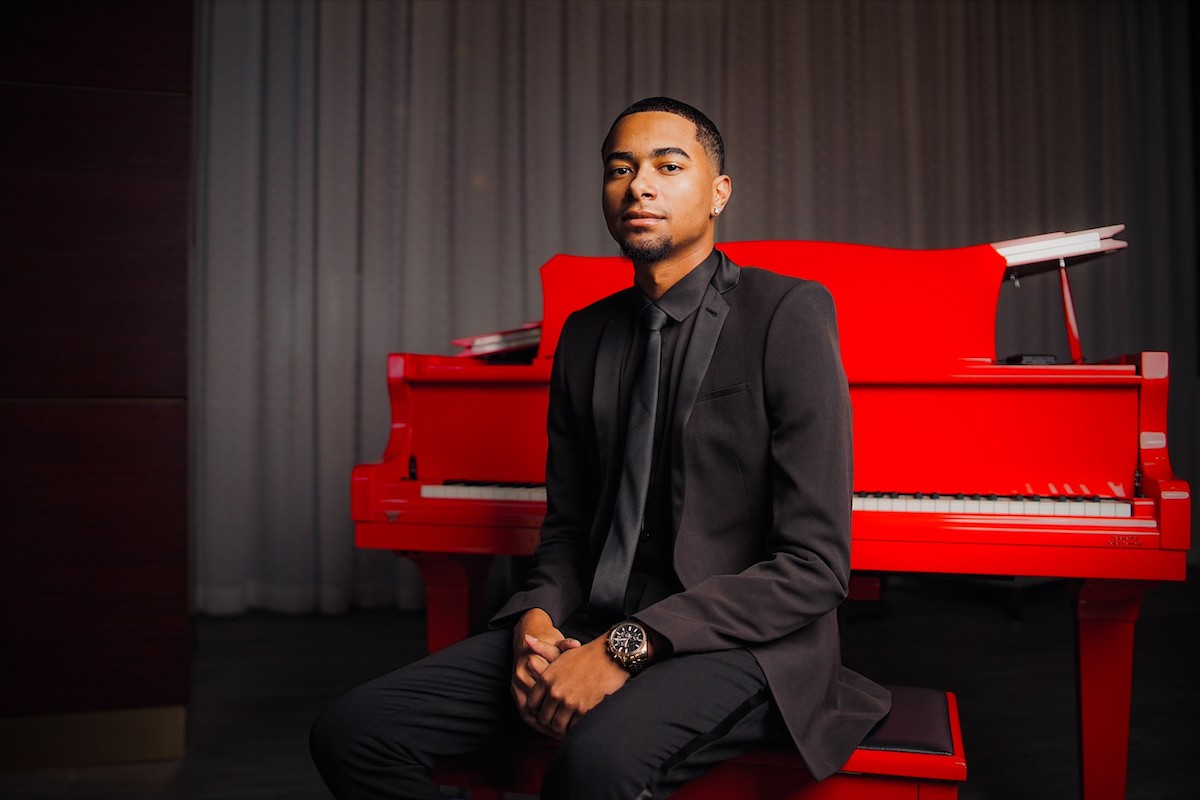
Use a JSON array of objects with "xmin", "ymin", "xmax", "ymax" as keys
[{"xmin": 695, "ymin": 381, "xmax": 749, "ymax": 404}]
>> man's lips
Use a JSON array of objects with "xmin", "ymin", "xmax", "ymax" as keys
[{"xmin": 622, "ymin": 210, "xmax": 665, "ymax": 228}]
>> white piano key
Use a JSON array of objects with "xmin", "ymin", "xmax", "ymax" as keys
[
  {"xmin": 1066, "ymin": 499, "xmax": 1090, "ymax": 515},
  {"xmin": 1100, "ymin": 499, "xmax": 1131, "ymax": 518}
]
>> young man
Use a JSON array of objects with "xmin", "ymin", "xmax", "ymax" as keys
[{"xmin": 311, "ymin": 97, "xmax": 890, "ymax": 800}]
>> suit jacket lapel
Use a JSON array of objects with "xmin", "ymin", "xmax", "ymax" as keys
[{"xmin": 669, "ymin": 252, "xmax": 740, "ymax": 527}]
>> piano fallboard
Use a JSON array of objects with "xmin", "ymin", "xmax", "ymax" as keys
[{"xmin": 369, "ymin": 358, "xmax": 1145, "ymax": 492}]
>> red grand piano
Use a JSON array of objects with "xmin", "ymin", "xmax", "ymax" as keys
[{"xmin": 352, "ymin": 226, "xmax": 1190, "ymax": 800}]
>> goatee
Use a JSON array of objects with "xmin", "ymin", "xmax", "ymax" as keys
[{"xmin": 618, "ymin": 236, "xmax": 673, "ymax": 266}]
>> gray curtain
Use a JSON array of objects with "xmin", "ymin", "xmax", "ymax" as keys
[{"xmin": 192, "ymin": 0, "xmax": 1197, "ymax": 615}]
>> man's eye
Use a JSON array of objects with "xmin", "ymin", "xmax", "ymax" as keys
[
  {"xmin": 610, "ymin": 166, "xmax": 631, "ymax": 177},
  {"xmin": 661, "ymin": 164, "xmax": 681, "ymax": 173}
]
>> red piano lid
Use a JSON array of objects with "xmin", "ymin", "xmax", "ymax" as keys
[{"xmin": 536, "ymin": 240, "xmax": 1007, "ymax": 377}]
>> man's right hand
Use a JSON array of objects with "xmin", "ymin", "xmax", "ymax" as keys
[{"xmin": 511, "ymin": 608, "xmax": 580, "ymax": 736}]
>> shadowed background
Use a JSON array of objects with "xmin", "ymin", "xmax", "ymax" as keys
[{"xmin": 191, "ymin": 0, "xmax": 1197, "ymax": 615}]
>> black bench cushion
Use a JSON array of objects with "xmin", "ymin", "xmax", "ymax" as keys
[{"xmin": 858, "ymin": 685, "xmax": 954, "ymax": 756}]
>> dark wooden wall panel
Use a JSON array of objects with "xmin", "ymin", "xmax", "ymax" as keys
[
  {"xmin": 0, "ymin": 0, "xmax": 192, "ymax": 731},
  {"xmin": 1, "ymin": 84, "xmax": 188, "ymax": 400},
  {"xmin": 0, "ymin": 1, "xmax": 193, "ymax": 92},
  {"xmin": 0, "ymin": 402, "xmax": 188, "ymax": 715},
  {"xmin": 0, "ymin": 84, "xmax": 189, "ymax": 398}
]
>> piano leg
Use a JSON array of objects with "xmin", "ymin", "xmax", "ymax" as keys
[
  {"xmin": 403, "ymin": 553, "xmax": 493, "ymax": 653},
  {"xmin": 1075, "ymin": 580, "xmax": 1150, "ymax": 800}
]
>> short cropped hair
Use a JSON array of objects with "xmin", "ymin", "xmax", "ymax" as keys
[{"xmin": 604, "ymin": 96, "xmax": 726, "ymax": 175}]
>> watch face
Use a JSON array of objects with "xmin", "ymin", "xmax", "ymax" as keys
[{"xmin": 610, "ymin": 623, "xmax": 645, "ymax": 656}]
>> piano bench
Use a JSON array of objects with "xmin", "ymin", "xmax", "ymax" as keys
[{"xmin": 432, "ymin": 686, "xmax": 966, "ymax": 800}]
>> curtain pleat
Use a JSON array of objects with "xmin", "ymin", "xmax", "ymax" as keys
[{"xmin": 192, "ymin": 0, "xmax": 1197, "ymax": 615}]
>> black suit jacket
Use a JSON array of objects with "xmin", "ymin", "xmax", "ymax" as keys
[{"xmin": 493, "ymin": 251, "xmax": 891, "ymax": 780}]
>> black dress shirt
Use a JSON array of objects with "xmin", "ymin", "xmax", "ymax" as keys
[{"xmin": 618, "ymin": 250, "xmax": 722, "ymax": 616}]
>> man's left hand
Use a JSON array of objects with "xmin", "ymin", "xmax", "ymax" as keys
[{"xmin": 524, "ymin": 636, "xmax": 629, "ymax": 738}]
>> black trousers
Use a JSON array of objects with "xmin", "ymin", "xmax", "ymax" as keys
[{"xmin": 310, "ymin": 617, "xmax": 784, "ymax": 800}]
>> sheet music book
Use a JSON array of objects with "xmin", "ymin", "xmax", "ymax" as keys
[
  {"xmin": 992, "ymin": 224, "xmax": 1126, "ymax": 268},
  {"xmin": 452, "ymin": 321, "xmax": 542, "ymax": 356}
]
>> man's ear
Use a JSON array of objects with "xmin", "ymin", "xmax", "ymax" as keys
[{"xmin": 712, "ymin": 174, "xmax": 732, "ymax": 215}]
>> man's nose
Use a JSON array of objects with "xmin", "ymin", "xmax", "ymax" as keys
[{"xmin": 628, "ymin": 166, "xmax": 656, "ymax": 197}]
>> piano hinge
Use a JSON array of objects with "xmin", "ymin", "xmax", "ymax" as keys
[{"xmin": 408, "ymin": 455, "xmax": 418, "ymax": 480}]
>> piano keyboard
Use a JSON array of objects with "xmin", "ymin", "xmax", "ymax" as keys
[
  {"xmin": 417, "ymin": 483, "xmax": 1132, "ymax": 518},
  {"xmin": 420, "ymin": 482, "xmax": 547, "ymax": 502},
  {"xmin": 852, "ymin": 492, "xmax": 1131, "ymax": 518}
]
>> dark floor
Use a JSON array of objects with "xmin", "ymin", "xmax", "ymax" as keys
[{"xmin": 1, "ymin": 571, "xmax": 1196, "ymax": 800}]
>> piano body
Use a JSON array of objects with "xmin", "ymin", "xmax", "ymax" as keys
[{"xmin": 351, "ymin": 226, "xmax": 1190, "ymax": 799}]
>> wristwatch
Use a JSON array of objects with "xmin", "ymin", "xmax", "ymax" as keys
[{"xmin": 605, "ymin": 620, "xmax": 652, "ymax": 676}]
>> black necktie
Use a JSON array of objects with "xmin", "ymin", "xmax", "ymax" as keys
[{"xmin": 589, "ymin": 303, "xmax": 669, "ymax": 615}]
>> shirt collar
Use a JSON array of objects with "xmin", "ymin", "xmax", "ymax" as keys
[{"xmin": 639, "ymin": 249, "xmax": 720, "ymax": 324}]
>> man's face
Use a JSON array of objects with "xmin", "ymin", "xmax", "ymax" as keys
[{"xmin": 602, "ymin": 111, "xmax": 725, "ymax": 265}]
